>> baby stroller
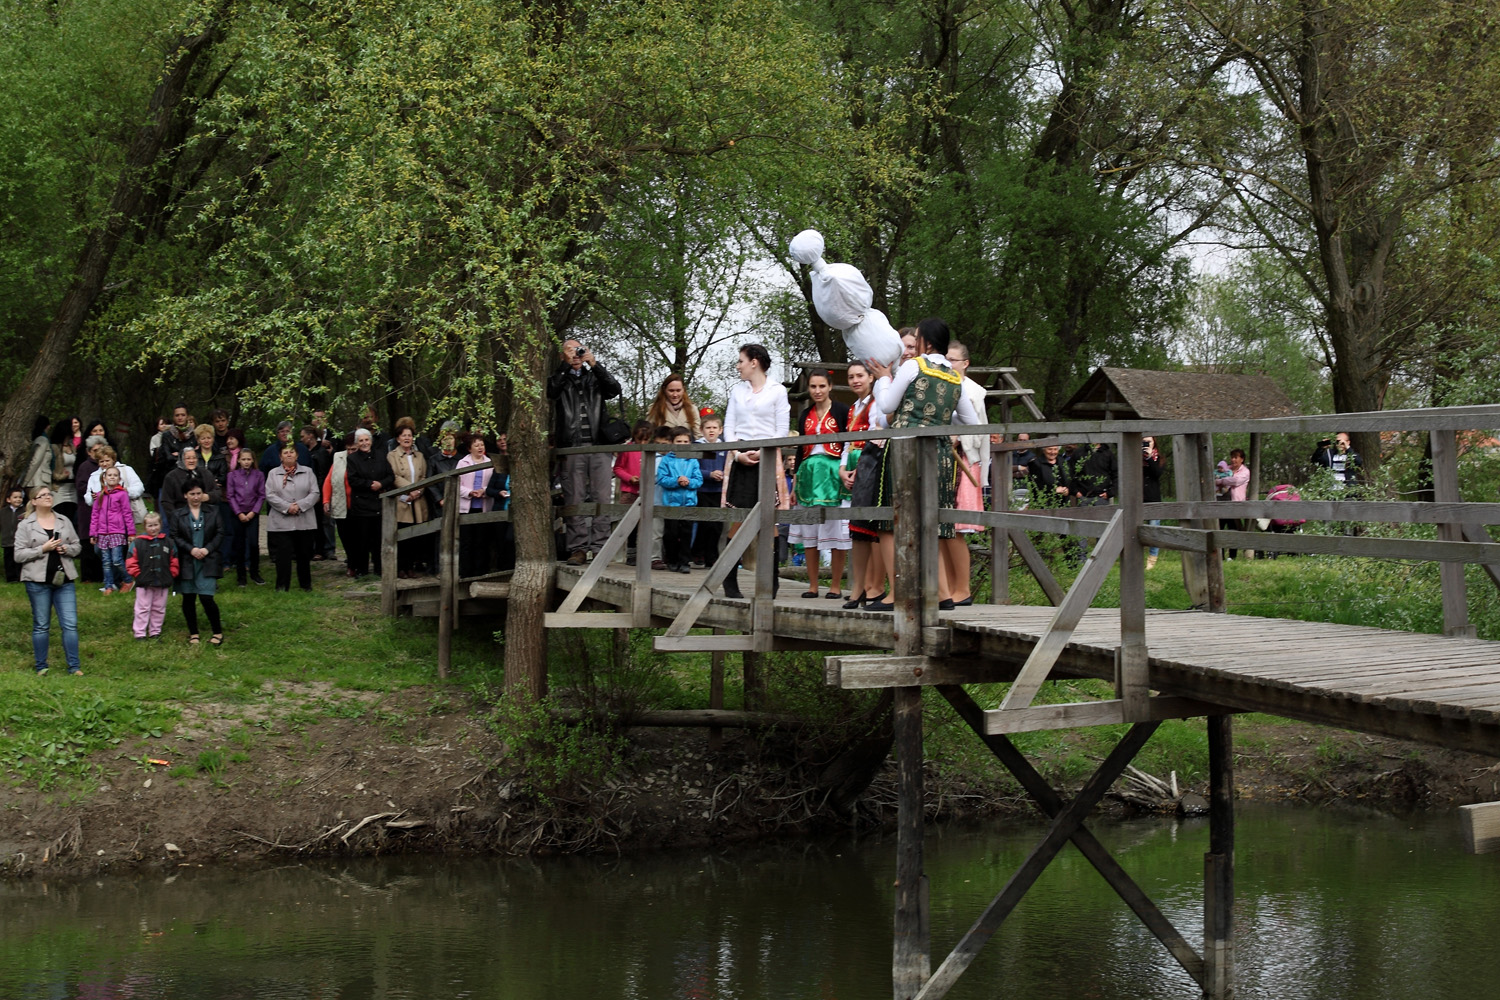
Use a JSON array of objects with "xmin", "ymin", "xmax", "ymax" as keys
[{"xmin": 1257, "ymin": 484, "xmax": 1305, "ymax": 557}]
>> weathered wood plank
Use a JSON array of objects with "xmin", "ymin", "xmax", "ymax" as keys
[
  {"xmin": 544, "ymin": 612, "xmax": 643, "ymax": 628},
  {"xmin": 828, "ymin": 654, "xmax": 1016, "ymax": 689},
  {"xmin": 467, "ymin": 580, "xmax": 511, "ymax": 599},
  {"xmin": 752, "ymin": 446, "xmax": 778, "ymax": 652},
  {"xmin": 997, "ymin": 512, "xmax": 1124, "ymax": 712},
  {"xmin": 1145, "ymin": 500, "xmax": 1500, "ymax": 524},
  {"xmin": 661, "ymin": 510, "xmax": 762, "ymax": 636},
  {"xmin": 1432, "ymin": 429, "xmax": 1476, "ymax": 637},
  {"xmin": 893, "ymin": 685, "xmax": 930, "ymax": 997},
  {"xmin": 1460, "ymin": 803, "xmax": 1500, "ymax": 854},
  {"xmin": 553, "ymin": 500, "xmax": 641, "ymax": 615},
  {"xmin": 654, "ymin": 634, "xmax": 758, "ymax": 652},
  {"xmin": 1007, "ymin": 529, "xmax": 1066, "ymax": 606},
  {"xmin": 981, "ymin": 696, "xmax": 1225, "ymax": 735},
  {"xmin": 938, "ymin": 508, "xmax": 1112, "ymax": 536},
  {"xmin": 436, "ymin": 475, "xmax": 459, "ymax": 680},
  {"xmin": 1116, "ymin": 430, "xmax": 1148, "ymax": 718},
  {"xmin": 379, "ymin": 497, "xmax": 399, "ymax": 616}
]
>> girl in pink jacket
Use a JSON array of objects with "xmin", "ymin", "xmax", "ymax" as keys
[{"xmin": 90, "ymin": 467, "xmax": 136, "ymax": 594}]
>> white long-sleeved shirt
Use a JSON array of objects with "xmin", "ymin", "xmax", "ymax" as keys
[
  {"xmin": 955, "ymin": 375, "xmax": 991, "ymax": 480},
  {"xmin": 873, "ymin": 354, "xmax": 983, "ymax": 425},
  {"xmin": 722, "ymin": 379, "xmax": 790, "ymax": 447},
  {"xmin": 84, "ymin": 463, "xmax": 145, "ymax": 505}
]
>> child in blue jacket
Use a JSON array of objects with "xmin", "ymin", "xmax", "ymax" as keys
[{"xmin": 655, "ymin": 427, "xmax": 703, "ymax": 573}]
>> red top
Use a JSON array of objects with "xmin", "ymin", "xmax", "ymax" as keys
[{"xmin": 799, "ymin": 406, "xmax": 843, "ymax": 462}]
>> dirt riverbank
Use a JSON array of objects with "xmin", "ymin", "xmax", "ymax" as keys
[{"xmin": 5, "ymin": 681, "xmax": 1498, "ymax": 881}]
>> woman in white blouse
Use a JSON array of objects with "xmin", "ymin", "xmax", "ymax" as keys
[{"xmin": 719, "ymin": 343, "xmax": 790, "ymax": 599}]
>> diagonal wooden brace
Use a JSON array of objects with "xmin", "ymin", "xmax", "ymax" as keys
[
  {"xmin": 914, "ymin": 720, "xmax": 1161, "ymax": 1000},
  {"xmin": 938, "ymin": 686, "xmax": 1205, "ymax": 986},
  {"xmin": 553, "ymin": 500, "xmax": 642, "ymax": 615},
  {"xmin": 662, "ymin": 505, "xmax": 762, "ymax": 637}
]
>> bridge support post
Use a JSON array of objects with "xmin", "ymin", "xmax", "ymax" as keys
[
  {"xmin": 891, "ymin": 435, "xmax": 933, "ymax": 998},
  {"xmin": 380, "ymin": 495, "xmax": 398, "ymax": 616},
  {"xmin": 1204, "ymin": 714, "xmax": 1235, "ymax": 999}
]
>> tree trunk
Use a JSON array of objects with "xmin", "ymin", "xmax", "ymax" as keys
[
  {"xmin": 501, "ymin": 291, "xmax": 555, "ymax": 700},
  {"xmin": 0, "ymin": 13, "xmax": 227, "ymax": 480}
]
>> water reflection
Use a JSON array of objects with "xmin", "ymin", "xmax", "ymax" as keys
[{"xmin": 2, "ymin": 804, "xmax": 1495, "ymax": 999}]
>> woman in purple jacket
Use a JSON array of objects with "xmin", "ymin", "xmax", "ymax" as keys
[{"xmin": 226, "ymin": 448, "xmax": 266, "ymax": 586}]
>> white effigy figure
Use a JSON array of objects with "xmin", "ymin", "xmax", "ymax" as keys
[{"xmin": 788, "ymin": 229, "xmax": 904, "ymax": 368}]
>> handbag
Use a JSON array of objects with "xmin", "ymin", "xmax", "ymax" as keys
[{"xmin": 598, "ymin": 398, "xmax": 631, "ymax": 446}]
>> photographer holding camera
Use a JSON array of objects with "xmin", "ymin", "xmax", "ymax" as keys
[
  {"xmin": 548, "ymin": 339, "xmax": 622, "ymax": 565},
  {"xmin": 1310, "ymin": 432, "xmax": 1362, "ymax": 491}
]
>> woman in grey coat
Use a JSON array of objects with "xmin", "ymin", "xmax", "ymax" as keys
[
  {"xmin": 14, "ymin": 486, "xmax": 84, "ymax": 675},
  {"xmin": 264, "ymin": 444, "xmax": 321, "ymax": 592}
]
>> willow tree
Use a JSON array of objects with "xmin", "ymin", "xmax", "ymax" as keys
[{"xmin": 134, "ymin": 0, "xmax": 833, "ymax": 694}]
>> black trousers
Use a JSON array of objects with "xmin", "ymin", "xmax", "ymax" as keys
[
  {"xmin": 664, "ymin": 518, "xmax": 692, "ymax": 568},
  {"xmin": 230, "ymin": 513, "xmax": 261, "ymax": 577},
  {"xmin": 345, "ymin": 515, "xmax": 382, "ymax": 576},
  {"xmin": 3, "ymin": 546, "xmax": 18, "ymax": 582},
  {"xmin": 268, "ymin": 529, "xmax": 314, "ymax": 590},
  {"xmin": 181, "ymin": 593, "xmax": 221, "ymax": 635},
  {"xmin": 691, "ymin": 493, "xmax": 723, "ymax": 564},
  {"xmin": 459, "ymin": 518, "xmax": 492, "ymax": 578}
]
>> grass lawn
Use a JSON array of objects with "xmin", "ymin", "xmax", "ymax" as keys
[{"xmin": 1, "ymin": 564, "xmax": 501, "ymax": 790}]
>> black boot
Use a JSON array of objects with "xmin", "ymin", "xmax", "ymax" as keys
[
  {"xmin": 237, "ymin": 567, "xmax": 247, "ymax": 587},
  {"xmin": 722, "ymin": 564, "xmax": 743, "ymax": 599}
]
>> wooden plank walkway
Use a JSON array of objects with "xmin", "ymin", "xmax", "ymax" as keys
[{"xmin": 557, "ymin": 563, "xmax": 1500, "ymax": 757}]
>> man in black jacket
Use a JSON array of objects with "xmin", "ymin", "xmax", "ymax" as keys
[{"xmin": 547, "ymin": 339, "xmax": 622, "ymax": 565}]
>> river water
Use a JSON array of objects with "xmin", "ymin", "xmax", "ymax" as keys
[{"xmin": 3, "ymin": 803, "xmax": 1496, "ymax": 999}]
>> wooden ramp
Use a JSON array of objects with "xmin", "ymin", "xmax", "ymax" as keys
[{"xmin": 559, "ymin": 564, "xmax": 1500, "ymax": 756}]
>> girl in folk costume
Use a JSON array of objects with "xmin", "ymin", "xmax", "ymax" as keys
[
  {"xmin": 839, "ymin": 361, "xmax": 889, "ymax": 609},
  {"xmin": 719, "ymin": 343, "xmax": 791, "ymax": 600},
  {"xmin": 865, "ymin": 317, "xmax": 983, "ymax": 610},
  {"xmin": 789, "ymin": 370, "xmax": 850, "ymax": 599}
]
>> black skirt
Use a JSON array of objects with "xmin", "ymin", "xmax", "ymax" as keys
[
  {"xmin": 849, "ymin": 444, "xmax": 883, "ymax": 538},
  {"xmin": 725, "ymin": 457, "xmax": 768, "ymax": 509}
]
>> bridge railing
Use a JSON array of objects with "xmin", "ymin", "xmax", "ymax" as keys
[{"xmin": 382, "ymin": 404, "xmax": 1500, "ymax": 701}]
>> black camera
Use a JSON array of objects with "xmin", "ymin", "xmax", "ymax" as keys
[
  {"xmin": 1318, "ymin": 438, "xmax": 1332, "ymax": 448},
  {"xmin": 575, "ymin": 346, "xmax": 586, "ymax": 358}
]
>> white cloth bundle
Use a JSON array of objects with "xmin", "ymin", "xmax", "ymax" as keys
[{"xmin": 788, "ymin": 229, "xmax": 904, "ymax": 367}]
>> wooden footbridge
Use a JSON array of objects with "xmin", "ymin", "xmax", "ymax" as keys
[{"xmin": 382, "ymin": 403, "xmax": 1500, "ymax": 1000}]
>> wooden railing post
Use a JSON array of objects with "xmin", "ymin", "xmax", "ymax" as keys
[
  {"xmin": 990, "ymin": 432, "xmax": 1012, "ymax": 605},
  {"xmin": 635, "ymin": 447, "xmax": 656, "ymax": 626},
  {"xmin": 380, "ymin": 495, "xmax": 398, "ymax": 616},
  {"xmin": 753, "ymin": 445, "xmax": 777, "ymax": 648},
  {"xmin": 1431, "ymin": 428, "xmax": 1475, "ymax": 638},
  {"xmin": 1116, "ymin": 430, "xmax": 1147, "ymax": 718},
  {"xmin": 1193, "ymin": 432, "xmax": 1226, "ymax": 613},
  {"xmin": 1247, "ymin": 432, "xmax": 1263, "ymax": 557},
  {"xmin": 436, "ymin": 475, "xmax": 459, "ymax": 679},
  {"xmin": 1172, "ymin": 434, "xmax": 1209, "ymax": 608}
]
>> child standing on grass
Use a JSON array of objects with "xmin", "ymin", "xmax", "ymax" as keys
[
  {"xmin": 655, "ymin": 427, "xmax": 702, "ymax": 573},
  {"xmin": 126, "ymin": 511, "xmax": 177, "ymax": 639},
  {"xmin": 2, "ymin": 486, "xmax": 23, "ymax": 582},
  {"xmin": 90, "ymin": 467, "xmax": 135, "ymax": 594}
]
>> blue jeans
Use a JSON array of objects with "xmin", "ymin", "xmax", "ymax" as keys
[
  {"xmin": 25, "ymin": 580, "xmax": 81, "ymax": 671},
  {"xmin": 98, "ymin": 543, "xmax": 126, "ymax": 590},
  {"xmin": 1147, "ymin": 518, "xmax": 1161, "ymax": 558}
]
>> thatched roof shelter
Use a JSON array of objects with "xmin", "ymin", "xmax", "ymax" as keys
[{"xmin": 1059, "ymin": 367, "xmax": 1300, "ymax": 420}]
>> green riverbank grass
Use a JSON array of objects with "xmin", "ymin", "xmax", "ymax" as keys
[{"xmin": 1, "ymin": 567, "xmax": 499, "ymax": 791}]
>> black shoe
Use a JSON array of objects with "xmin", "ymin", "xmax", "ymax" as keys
[
  {"xmin": 866, "ymin": 600, "xmax": 894, "ymax": 612},
  {"xmin": 250, "ymin": 575, "xmax": 266, "ymax": 585},
  {"xmin": 938, "ymin": 598, "xmax": 955, "ymax": 611},
  {"xmin": 842, "ymin": 591, "xmax": 867, "ymax": 610},
  {"xmin": 953, "ymin": 596, "xmax": 973, "ymax": 607},
  {"xmin": 722, "ymin": 565, "xmax": 743, "ymax": 599}
]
